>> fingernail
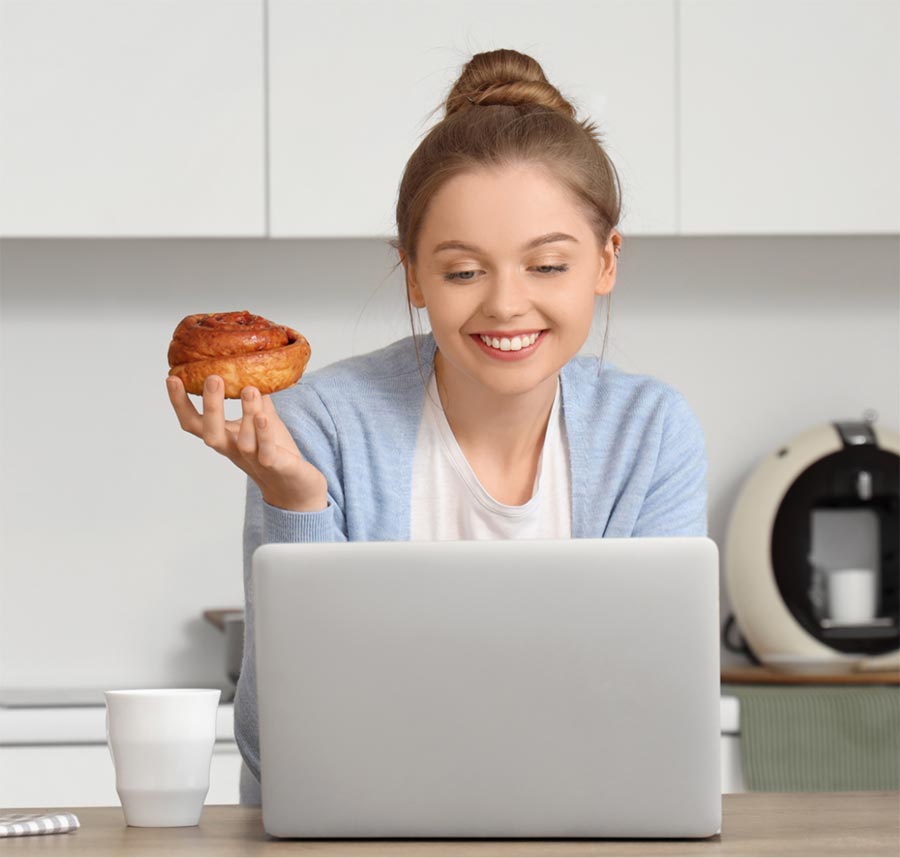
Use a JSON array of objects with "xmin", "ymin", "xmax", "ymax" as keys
[{"xmin": 205, "ymin": 376, "xmax": 217, "ymax": 392}]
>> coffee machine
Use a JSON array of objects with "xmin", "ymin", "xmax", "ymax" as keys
[{"xmin": 724, "ymin": 413, "xmax": 899, "ymax": 669}]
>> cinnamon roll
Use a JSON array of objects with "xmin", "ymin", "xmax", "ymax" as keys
[{"xmin": 167, "ymin": 311, "xmax": 311, "ymax": 398}]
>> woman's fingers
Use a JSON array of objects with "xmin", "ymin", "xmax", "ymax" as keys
[
  {"xmin": 200, "ymin": 376, "xmax": 232, "ymax": 453},
  {"xmin": 236, "ymin": 386, "xmax": 263, "ymax": 459},
  {"xmin": 255, "ymin": 413, "xmax": 277, "ymax": 468},
  {"xmin": 167, "ymin": 374, "xmax": 325, "ymax": 508},
  {"xmin": 259, "ymin": 393, "xmax": 302, "ymax": 449},
  {"xmin": 238, "ymin": 389, "xmax": 302, "ymax": 471},
  {"xmin": 167, "ymin": 375, "xmax": 302, "ymax": 478},
  {"xmin": 166, "ymin": 375, "xmax": 203, "ymax": 436}
]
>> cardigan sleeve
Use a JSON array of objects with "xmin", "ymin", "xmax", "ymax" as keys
[{"xmin": 631, "ymin": 389, "xmax": 708, "ymax": 538}]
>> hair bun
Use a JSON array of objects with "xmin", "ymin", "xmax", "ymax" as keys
[{"xmin": 446, "ymin": 48, "xmax": 576, "ymax": 119}]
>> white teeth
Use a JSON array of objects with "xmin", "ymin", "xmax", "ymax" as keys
[{"xmin": 479, "ymin": 332, "xmax": 540, "ymax": 351}]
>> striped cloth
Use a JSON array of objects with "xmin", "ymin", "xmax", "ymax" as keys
[
  {"xmin": 721, "ymin": 683, "xmax": 900, "ymax": 791},
  {"xmin": 0, "ymin": 812, "xmax": 80, "ymax": 837}
]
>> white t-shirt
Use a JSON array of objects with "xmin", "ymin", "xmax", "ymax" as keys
[{"xmin": 410, "ymin": 370, "xmax": 572, "ymax": 540}]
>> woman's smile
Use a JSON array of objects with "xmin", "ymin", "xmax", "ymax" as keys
[{"xmin": 469, "ymin": 329, "xmax": 548, "ymax": 361}]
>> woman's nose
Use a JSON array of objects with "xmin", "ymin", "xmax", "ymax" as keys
[{"xmin": 480, "ymin": 273, "xmax": 530, "ymax": 320}]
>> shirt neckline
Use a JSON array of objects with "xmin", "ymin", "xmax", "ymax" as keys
[{"xmin": 424, "ymin": 370, "xmax": 562, "ymax": 517}]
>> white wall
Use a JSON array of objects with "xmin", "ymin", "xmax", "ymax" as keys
[{"xmin": 1, "ymin": 235, "xmax": 897, "ymax": 689}]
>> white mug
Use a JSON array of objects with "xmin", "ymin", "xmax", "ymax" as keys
[
  {"xmin": 105, "ymin": 688, "xmax": 221, "ymax": 827},
  {"xmin": 827, "ymin": 568, "xmax": 877, "ymax": 624}
]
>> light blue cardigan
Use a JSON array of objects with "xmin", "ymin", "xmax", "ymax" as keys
[{"xmin": 235, "ymin": 332, "xmax": 708, "ymax": 803}]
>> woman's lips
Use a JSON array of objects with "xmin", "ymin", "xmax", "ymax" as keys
[{"xmin": 470, "ymin": 330, "xmax": 547, "ymax": 361}]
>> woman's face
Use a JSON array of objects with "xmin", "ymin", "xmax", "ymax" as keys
[{"xmin": 404, "ymin": 164, "xmax": 619, "ymax": 399}]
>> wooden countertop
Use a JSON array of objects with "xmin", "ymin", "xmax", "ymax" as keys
[
  {"xmin": 4, "ymin": 793, "xmax": 898, "ymax": 856},
  {"xmin": 721, "ymin": 665, "xmax": 900, "ymax": 685}
]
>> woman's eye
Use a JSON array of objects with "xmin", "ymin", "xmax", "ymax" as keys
[{"xmin": 443, "ymin": 264, "xmax": 569, "ymax": 282}]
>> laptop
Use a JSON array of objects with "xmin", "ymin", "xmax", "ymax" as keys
[{"xmin": 252, "ymin": 537, "xmax": 722, "ymax": 839}]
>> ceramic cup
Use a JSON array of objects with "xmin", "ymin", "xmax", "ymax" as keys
[
  {"xmin": 827, "ymin": 568, "xmax": 877, "ymax": 624},
  {"xmin": 104, "ymin": 688, "xmax": 221, "ymax": 827}
]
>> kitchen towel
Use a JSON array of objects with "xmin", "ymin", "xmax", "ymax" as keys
[
  {"xmin": 721, "ymin": 683, "xmax": 900, "ymax": 791},
  {"xmin": 0, "ymin": 812, "xmax": 80, "ymax": 837}
]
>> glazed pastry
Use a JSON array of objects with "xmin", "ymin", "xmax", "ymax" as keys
[{"xmin": 167, "ymin": 310, "xmax": 311, "ymax": 398}]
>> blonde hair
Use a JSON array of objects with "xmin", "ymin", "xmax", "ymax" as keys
[{"xmin": 386, "ymin": 48, "xmax": 623, "ymax": 378}]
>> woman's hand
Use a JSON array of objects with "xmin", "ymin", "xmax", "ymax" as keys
[{"xmin": 166, "ymin": 374, "xmax": 328, "ymax": 512}]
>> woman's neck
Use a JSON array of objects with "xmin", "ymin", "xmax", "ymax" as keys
[{"xmin": 433, "ymin": 349, "xmax": 558, "ymax": 469}]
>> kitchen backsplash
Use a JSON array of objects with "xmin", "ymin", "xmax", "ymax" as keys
[{"xmin": 0, "ymin": 235, "xmax": 897, "ymax": 688}]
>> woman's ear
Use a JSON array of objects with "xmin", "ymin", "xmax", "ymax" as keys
[
  {"xmin": 400, "ymin": 251, "xmax": 427, "ymax": 309},
  {"xmin": 594, "ymin": 229, "xmax": 621, "ymax": 297}
]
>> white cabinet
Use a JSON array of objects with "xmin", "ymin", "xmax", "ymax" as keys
[
  {"xmin": 0, "ymin": 743, "xmax": 242, "ymax": 808},
  {"xmin": 268, "ymin": 0, "xmax": 678, "ymax": 237},
  {"xmin": 0, "ymin": 0, "xmax": 265, "ymax": 236},
  {"xmin": 0, "ymin": 701, "xmax": 242, "ymax": 807},
  {"xmin": 679, "ymin": 0, "xmax": 900, "ymax": 234},
  {"xmin": 5, "ymin": 1, "xmax": 892, "ymax": 238}
]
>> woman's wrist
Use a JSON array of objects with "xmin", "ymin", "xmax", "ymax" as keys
[{"xmin": 261, "ymin": 491, "xmax": 328, "ymax": 513}]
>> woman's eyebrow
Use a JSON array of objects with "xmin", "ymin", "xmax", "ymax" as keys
[{"xmin": 431, "ymin": 232, "xmax": 578, "ymax": 255}]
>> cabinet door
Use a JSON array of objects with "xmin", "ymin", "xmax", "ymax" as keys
[
  {"xmin": 0, "ymin": 0, "xmax": 265, "ymax": 237},
  {"xmin": 269, "ymin": 0, "xmax": 676, "ymax": 237},
  {"xmin": 680, "ymin": 0, "xmax": 900, "ymax": 234},
  {"xmin": 0, "ymin": 743, "xmax": 241, "ymax": 807}
]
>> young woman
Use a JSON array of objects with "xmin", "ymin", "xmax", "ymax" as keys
[{"xmin": 167, "ymin": 49, "xmax": 707, "ymax": 805}]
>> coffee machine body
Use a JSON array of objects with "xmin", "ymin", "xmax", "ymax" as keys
[{"xmin": 725, "ymin": 418, "xmax": 899, "ymax": 668}]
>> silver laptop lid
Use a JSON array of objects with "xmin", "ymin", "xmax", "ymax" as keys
[{"xmin": 253, "ymin": 537, "xmax": 721, "ymax": 838}]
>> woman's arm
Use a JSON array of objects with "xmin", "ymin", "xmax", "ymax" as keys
[{"xmin": 234, "ymin": 380, "xmax": 348, "ymax": 791}]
